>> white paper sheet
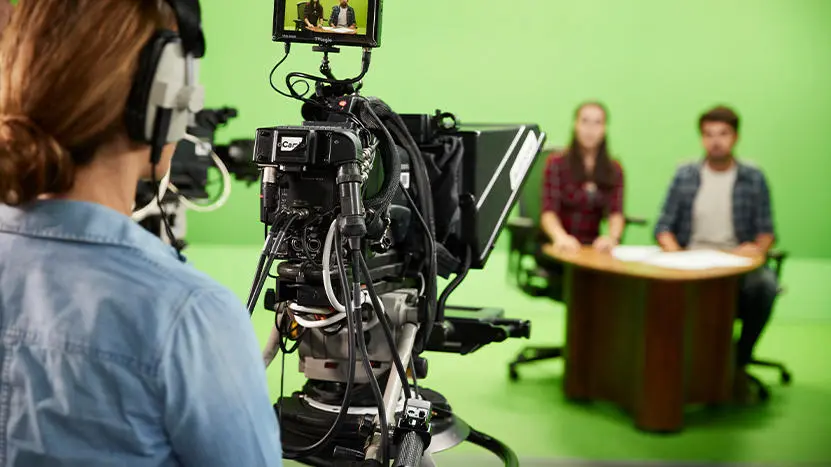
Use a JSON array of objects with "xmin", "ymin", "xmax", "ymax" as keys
[
  {"xmin": 612, "ymin": 246, "xmax": 662, "ymax": 262},
  {"xmin": 640, "ymin": 250, "xmax": 754, "ymax": 270},
  {"xmin": 321, "ymin": 27, "xmax": 354, "ymax": 33}
]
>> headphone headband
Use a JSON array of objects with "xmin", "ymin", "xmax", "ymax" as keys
[{"xmin": 163, "ymin": 0, "xmax": 205, "ymax": 58}]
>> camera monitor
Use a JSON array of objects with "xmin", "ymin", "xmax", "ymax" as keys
[{"xmin": 273, "ymin": 0, "xmax": 383, "ymax": 48}]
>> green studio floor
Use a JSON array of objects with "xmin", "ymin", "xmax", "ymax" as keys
[{"xmin": 186, "ymin": 245, "xmax": 831, "ymax": 467}]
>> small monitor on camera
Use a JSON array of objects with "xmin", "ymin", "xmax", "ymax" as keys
[{"xmin": 273, "ymin": 0, "xmax": 383, "ymax": 48}]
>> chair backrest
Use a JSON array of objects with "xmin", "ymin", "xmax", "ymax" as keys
[
  {"xmin": 297, "ymin": 1, "xmax": 306, "ymax": 19},
  {"xmin": 516, "ymin": 147, "xmax": 561, "ymax": 221}
]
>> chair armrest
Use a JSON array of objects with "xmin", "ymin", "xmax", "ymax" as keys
[
  {"xmin": 624, "ymin": 216, "xmax": 648, "ymax": 226},
  {"xmin": 507, "ymin": 216, "xmax": 536, "ymax": 230},
  {"xmin": 766, "ymin": 249, "xmax": 788, "ymax": 280},
  {"xmin": 767, "ymin": 249, "xmax": 787, "ymax": 261}
]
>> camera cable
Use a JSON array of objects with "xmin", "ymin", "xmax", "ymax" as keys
[
  {"xmin": 399, "ymin": 186, "xmax": 437, "ymax": 349},
  {"xmin": 344, "ymin": 244, "xmax": 389, "ymax": 467},
  {"xmin": 280, "ymin": 236, "xmax": 358, "ymax": 460},
  {"xmin": 357, "ymin": 253, "xmax": 412, "ymax": 401},
  {"xmin": 247, "ymin": 215, "xmax": 297, "ymax": 314}
]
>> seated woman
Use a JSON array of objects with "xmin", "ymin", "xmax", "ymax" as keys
[
  {"xmin": 304, "ymin": 0, "xmax": 324, "ymax": 29},
  {"xmin": 541, "ymin": 101, "xmax": 625, "ymax": 254}
]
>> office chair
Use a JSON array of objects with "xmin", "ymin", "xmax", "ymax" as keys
[
  {"xmin": 746, "ymin": 249, "xmax": 792, "ymax": 401},
  {"xmin": 505, "ymin": 150, "xmax": 647, "ymax": 380},
  {"xmin": 295, "ymin": 2, "xmax": 306, "ymax": 31}
]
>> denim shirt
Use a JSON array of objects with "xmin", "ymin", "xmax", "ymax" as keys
[
  {"xmin": 0, "ymin": 200, "xmax": 282, "ymax": 466},
  {"xmin": 654, "ymin": 160, "xmax": 775, "ymax": 247}
]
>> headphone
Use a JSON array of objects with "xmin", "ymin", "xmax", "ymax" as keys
[{"xmin": 124, "ymin": 0, "xmax": 206, "ymax": 165}]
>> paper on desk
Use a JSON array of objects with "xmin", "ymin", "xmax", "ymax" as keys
[
  {"xmin": 322, "ymin": 27, "xmax": 354, "ymax": 33},
  {"xmin": 640, "ymin": 250, "xmax": 754, "ymax": 270},
  {"xmin": 612, "ymin": 245, "xmax": 662, "ymax": 262}
]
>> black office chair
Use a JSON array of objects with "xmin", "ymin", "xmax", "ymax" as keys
[
  {"xmin": 505, "ymin": 150, "xmax": 647, "ymax": 380},
  {"xmin": 746, "ymin": 250, "xmax": 792, "ymax": 401},
  {"xmin": 294, "ymin": 1, "xmax": 306, "ymax": 31}
]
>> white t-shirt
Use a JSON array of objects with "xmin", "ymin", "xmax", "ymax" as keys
[
  {"xmin": 689, "ymin": 163, "xmax": 738, "ymax": 250},
  {"xmin": 337, "ymin": 7, "xmax": 348, "ymax": 27}
]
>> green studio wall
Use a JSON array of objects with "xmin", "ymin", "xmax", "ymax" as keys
[{"xmin": 192, "ymin": 0, "xmax": 831, "ymax": 259}]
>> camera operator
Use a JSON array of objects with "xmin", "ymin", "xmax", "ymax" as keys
[{"xmin": 0, "ymin": 1, "xmax": 281, "ymax": 466}]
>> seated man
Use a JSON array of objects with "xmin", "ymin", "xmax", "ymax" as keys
[
  {"xmin": 329, "ymin": 0, "xmax": 357, "ymax": 29},
  {"xmin": 654, "ymin": 105, "xmax": 778, "ymax": 401}
]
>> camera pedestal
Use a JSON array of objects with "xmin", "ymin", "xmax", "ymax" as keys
[{"xmin": 277, "ymin": 385, "xmax": 512, "ymax": 467}]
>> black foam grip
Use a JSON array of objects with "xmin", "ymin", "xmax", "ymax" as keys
[{"xmin": 393, "ymin": 431, "xmax": 424, "ymax": 467}]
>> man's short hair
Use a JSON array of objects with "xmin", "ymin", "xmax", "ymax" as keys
[{"xmin": 699, "ymin": 106, "xmax": 740, "ymax": 133}]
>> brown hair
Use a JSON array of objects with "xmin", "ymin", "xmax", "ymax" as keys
[
  {"xmin": 0, "ymin": 0, "xmax": 172, "ymax": 206},
  {"xmin": 699, "ymin": 105, "xmax": 740, "ymax": 133},
  {"xmin": 566, "ymin": 101, "xmax": 615, "ymax": 189},
  {"xmin": 0, "ymin": 1, "xmax": 13, "ymax": 34}
]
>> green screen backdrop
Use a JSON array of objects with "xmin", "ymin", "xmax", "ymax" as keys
[{"xmin": 191, "ymin": 0, "xmax": 831, "ymax": 259}]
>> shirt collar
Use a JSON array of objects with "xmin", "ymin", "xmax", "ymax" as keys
[
  {"xmin": 0, "ymin": 199, "xmax": 182, "ymax": 261},
  {"xmin": 696, "ymin": 158, "xmax": 753, "ymax": 182}
]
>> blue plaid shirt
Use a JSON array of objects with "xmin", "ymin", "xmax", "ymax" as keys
[
  {"xmin": 329, "ymin": 5, "xmax": 356, "ymax": 27},
  {"xmin": 654, "ymin": 160, "xmax": 775, "ymax": 247}
]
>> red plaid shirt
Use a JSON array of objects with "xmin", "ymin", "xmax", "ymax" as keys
[{"xmin": 541, "ymin": 152, "xmax": 624, "ymax": 245}]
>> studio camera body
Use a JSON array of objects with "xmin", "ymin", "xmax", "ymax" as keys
[{"xmin": 248, "ymin": 1, "xmax": 547, "ymax": 465}]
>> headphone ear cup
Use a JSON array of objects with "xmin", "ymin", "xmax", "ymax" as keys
[{"xmin": 125, "ymin": 30, "xmax": 180, "ymax": 144}]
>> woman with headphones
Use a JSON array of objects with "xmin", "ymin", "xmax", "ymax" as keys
[{"xmin": 0, "ymin": 1, "xmax": 281, "ymax": 465}]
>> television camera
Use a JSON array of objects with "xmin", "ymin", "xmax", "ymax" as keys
[
  {"xmin": 246, "ymin": 1, "xmax": 547, "ymax": 465},
  {"xmin": 132, "ymin": 108, "xmax": 259, "ymax": 249}
]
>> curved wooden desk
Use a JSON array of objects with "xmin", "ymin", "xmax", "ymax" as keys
[{"xmin": 544, "ymin": 245, "xmax": 765, "ymax": 432}]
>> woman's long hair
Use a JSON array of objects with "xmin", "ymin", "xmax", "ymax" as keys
[
  {"xmin": 565, "ymin": 102, "xmax": 615, "ymax": 189},
  {"xmin": 0, "ymin": 0, "xmax": 173, "ymax": 206}
]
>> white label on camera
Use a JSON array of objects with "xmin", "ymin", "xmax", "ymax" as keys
[
  {"xmin": 195, "ymin": 141, "xmax": 211, "ymax": 157},
  {"xmin": 510, "ymin": 131, "xmax": 541, "ymax": 191},
  {"xmin": 279, "ymin": 137, "xmax": 304, "ymax": 152},
  {"xmin": 400, "ymin": 171, "xmax": 411, "ymax": 189}
]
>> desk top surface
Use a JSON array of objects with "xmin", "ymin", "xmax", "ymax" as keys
[
  {"xmin": 543, "ymin": 245, "xmax": 765, "ymax": 281},
  {"xmin": 306, "ymin": 26, "xmax": 358, "ymax": 35}
]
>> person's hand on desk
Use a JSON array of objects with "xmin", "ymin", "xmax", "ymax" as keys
[
  {"xmin": 592, "ymin": 236, "xmax": 618, "ymax": 254},
  {"xmin": 732, "ymin": 242, "xmax": 763, "ymax": 258},
  {"xmin": 657, "ymin": 232, "xmax": 682, "ymax": 252},
  {"xmin": 553, "ymin": 234, "xmax": 581, "ymax": 254}
]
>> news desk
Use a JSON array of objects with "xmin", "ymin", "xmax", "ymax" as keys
[{"xmin": 544, "ymin": 245, "xmax": 765, "ymax": 432}]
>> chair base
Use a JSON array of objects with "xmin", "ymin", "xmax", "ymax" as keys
[
  {"xmin": 748, "ymin": 358, "xmax": 792, "ymax": 385},
  {"xmin": 508, "ymin": 346, "xmax": 563, "ymax": 381}
]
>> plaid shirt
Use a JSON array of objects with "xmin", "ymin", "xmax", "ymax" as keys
[
  {"xmin": 654, "ymin": 160, "xmax": 775, "ymax": 247},
  {"xmin": 541, "ymin": 152, "xmax": 624, "ymax": 244},
  {"xmin": 329, "ymin": 5, "xmax": 356, "ymax": 27}
]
